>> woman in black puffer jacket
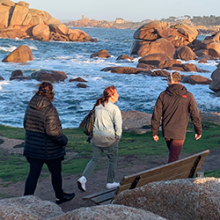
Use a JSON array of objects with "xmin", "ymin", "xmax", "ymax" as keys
[{"xmin": 23, "ymin": 82, "xmax": 75, "ymax": 204}]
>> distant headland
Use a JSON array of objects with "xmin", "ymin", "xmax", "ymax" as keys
[{"xmin": 64, "ymin": 15, "xmax": 220, "ymax": 35}]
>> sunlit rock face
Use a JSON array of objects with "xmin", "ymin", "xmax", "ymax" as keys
[{"xmin": 0, "ymin": 0, "xmax": 96, "ymax": 42}]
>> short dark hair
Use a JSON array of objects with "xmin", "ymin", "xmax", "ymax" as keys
[
  {"xmin": 168, "ymin": 72, "xmax": 181, "ymax": 83},
  {"xmin": 36, "ymin": 81, "xmax": 54, "ymax": 102}
]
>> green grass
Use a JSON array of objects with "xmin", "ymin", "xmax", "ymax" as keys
[
  {"xmin": 0, "ymin": 121, "xmax": 219, "ymax": 183},
  {"xmin": 0, "ymin": 125, "xmax": 25, "ymax": 140},
  {"xmin": 205, "ymin": 169, "xmax": 220, "ymax": 178}
]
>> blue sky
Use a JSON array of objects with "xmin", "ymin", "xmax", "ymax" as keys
[{"xmin": 26, "ymin": 0, "xmax": 220, "ymax": 22}]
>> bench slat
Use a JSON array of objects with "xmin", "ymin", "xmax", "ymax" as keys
[
  {"xmin": 120, "ymin": 158, "xmax": 204, "ymax": 186},
  {"xmin": 116, "ymin": 165, "xmax": 202, "ymax": 195},
  {"xmin": 83, "ymin": 150, "xmax": 210, "ymax": 205},
  {"xmin": 89, "ymin": 190, "xmax": 116, "ymax": 204},
  {"xmin": 82, "ymin": 188, "xmax": 116, "ymax": 200},
  {"xmin": 120, "ymin": 151, "xmax": 209, "ymax": 186}
]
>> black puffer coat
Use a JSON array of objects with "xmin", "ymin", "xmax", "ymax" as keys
[
  {"xmin": 151, "ymin": 84, "xmax": 202, "ymax": 140},
  {"xmin": 23, "ymin": 94, "xmax": 67, "ymax": 160}
]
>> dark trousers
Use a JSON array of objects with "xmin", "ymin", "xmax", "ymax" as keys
[
  {"xmin": 165, "ymin": 139, "xmax": 185, "ymax": 163},
  {"xmin": 24, "ymin": 157, "xmax": 63, "ymax": 199}
]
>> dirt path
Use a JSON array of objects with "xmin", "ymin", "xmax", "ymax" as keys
[{"xmin": 0, "ymin": 135, "xmax": 219, "ymax": 213}]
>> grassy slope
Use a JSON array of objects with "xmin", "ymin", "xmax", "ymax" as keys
[{"xmin": 0, "ymin": 121, "xmax": 219, "ymax": 183}]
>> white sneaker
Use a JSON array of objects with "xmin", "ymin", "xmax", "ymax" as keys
[
  {"xmin": 106, "ymin": 182, "xmax": 120, "ymax": 189},
  {"xmin": 77, "ymin": 176, "xmax": 87, "ymax": 192}
]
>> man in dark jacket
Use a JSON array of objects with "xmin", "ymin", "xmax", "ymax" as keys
[
  {"xmin": 23, "ymin": 82, "xmax": 75, "ymax": 204},
  {"xmin": 151, "ymin": 72, "xmax": 202, "ymax": 163}
]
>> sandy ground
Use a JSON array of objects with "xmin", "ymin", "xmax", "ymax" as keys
[{"xmin": 0, "ymin": 134, "xmax": 219, "ymax": 213}]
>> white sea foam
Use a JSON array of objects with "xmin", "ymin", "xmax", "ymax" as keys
[
  {"xmin": 0, "ymin": 45, "xmax": 17, "ymax": 52},
  {"xmin": 0, "ymin": 29, "xmax": 219, "ymax": 128},
  {"xmin": 29, "ymin": 46, "xmax": 38, "ymax": 50}
]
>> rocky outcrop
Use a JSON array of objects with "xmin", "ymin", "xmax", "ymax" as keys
[
  {"xmin": 181, "ymin": 75, "xmax": 211, "ymax": 85},
  {"xmin": 10, "ymin": 69, "xmax": 31, "ymax": 80},
  {"xmin": 132, "ymin": 21, "xmax": 198, "ymax": 57},
  {"xmin": 101, "ymin": 66, "xmax": 152, "ymax": 74},
  {"xmin": 113, "ymin": 178, "xmax": 220, "ymax": 220},
  {"xmin": 134, "ymin": 21, "xmax": 169, "ymax": 41},
  {"xmin": 137, "ymin": 38, "xmax": 175, "ymax": 58},
  {"xmin": 76, "ymin": 83, "xmax": 88, "ymax": 88},
  {"xmin": 176, "ymin": 46, "xmax": 196, "ymax": 60},
  {"xmin": 167, "ymin": 63, "xmax": 209, "ymax": 73},
  {"xmin": 0, "ymin": 195, "xmax": 63, "ymax": 219},
  {"xmin": 137, "ymin": 53, "xmax": 171, "ymax": 67},
  {"xmin": 150, "ymin": 70, "xmax": 170, "ymax": 77},
  {"xmin": 90, "ymin": 49, "xmax": 111, "ymax": 58},
  {"xmin": 32, "ymin": 23, "xmax": 50, "ymax": 41},
  {"xmin": 192, "ymin": 31, "xmax": 220, "ymax": 58},
  {"xmin": 52, "ymin": 205, "xmax": 167, "ymax": 220},
  {"xmin": 121, "ymin": 110, "xmax": 152, "ymax": 132},
  {"xmin": 131, "ymin": 21, "xmax": 220, "ymax": 61},
  {"xmin": 116, "ymin": 54, "xmax": 134, "ymax": 62},
  {"xmin": 2, "ymin": 45, "xmax": 33, "ymax": 62},
  {"xmin": 69, "ymin": 77, "xmax": 87, "ymax": 82},
  {"xmin": 0, "ymin": 0, "xmax": 96, "ymax": 42},
  {"xmin": 209, "ymin": 65, "xmax": 220, "ymax": 93},
  {"xmin": 31, "ymin": 70, "xmax": 68, "ymax": 83}
]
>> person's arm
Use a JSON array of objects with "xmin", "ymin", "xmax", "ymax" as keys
[
  {"xmin": 153, "ymin": 135, "xmax": 159, "ymax": 142},
  {"xmin": 195, "ymin": 133, "xmax": 202, "ymax": 140},
  {"xmin": 151, "ymin": 95, "xmax": 163, "ymax": 141},
  {"xmin": 189, "ymin": 94, "xmax": 202, "ymax": 140},
  {"xmin": 113, "ymin": 106, "xmax": 122, "ymax": 140},
  {"xmin": 45, "ymin": 106, "xmax": 68, "ymax": 146}
]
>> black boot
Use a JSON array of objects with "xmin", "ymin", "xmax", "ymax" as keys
[{"xmin": 56, "ymin": 192, "xmax": 75, "ymax": 204}]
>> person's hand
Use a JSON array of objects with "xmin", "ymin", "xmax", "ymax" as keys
[
  {"xmin": 195, "ymin": 134, "xmax": 202, "ymax": 140},
  {"xmin": 153, "ymin": 135, "xmax": 159, "ymax": 142}
]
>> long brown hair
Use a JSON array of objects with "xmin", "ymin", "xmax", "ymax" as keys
[
  {"xmin": 36, "ymin": 82, "xmax": 54, "ymax": 102},
  {"xmin": 95, "ymin": 85, "xmax": 116, "ymax": 107}
]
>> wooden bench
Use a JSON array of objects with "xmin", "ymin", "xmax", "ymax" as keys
[{"xmin": 82, "ymin": 150, "xmax": 210, "ymax": 205}]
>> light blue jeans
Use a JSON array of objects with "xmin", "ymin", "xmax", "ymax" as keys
[{"xmin": 82, "ymin": 141, "xmax": 118, "ymax": 183}]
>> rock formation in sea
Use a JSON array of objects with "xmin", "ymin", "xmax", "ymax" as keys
[{"xmin": 0, "ymin": 0, "xmax": 97, "ymax": 42}]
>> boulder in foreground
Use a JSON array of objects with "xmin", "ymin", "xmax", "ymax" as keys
[
  {"xmin": 51, "ymin": 204, "xmax": 167, "ymax": 220},
  {"xmin": 113, "ymin": 177, "xmax": 220, "ymax": 220},
  {"xmin": 0, "ymin": 195, "xmax": 63, "ymax": 219}
]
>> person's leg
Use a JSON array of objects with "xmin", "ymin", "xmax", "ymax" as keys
[
  {"xmin": 24, "ymin": 157, "xmax": 44, "ymax": 195},
  {"xmin": 165, "ymin": 138, "xmax": 171, "ymax": 151},
  {"xmin": 45, "ymin": 158, "xmax": 63, "ymax": 199},
  {"xmin": 167, "ymin": 139, "xmax": 185, "ymax": 163},
  {"xmin": 78, "ymin": 145, "xmax": 103, "ymax": 191},
  {"xmin": 105, "ymin": 141, "xmax": 118, "ymax": 183},
  {"xmin": 82, "ymin": 145, "xmax": 103, "ymax": 179}
]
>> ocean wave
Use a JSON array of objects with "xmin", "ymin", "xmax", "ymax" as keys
[
  {"xmin": 0, "ymin": 45, "xmax": 17, "ymax": 52},
  {"xmin": 0, "ymin": 30, "xmax": 219, "ymax": 128}
]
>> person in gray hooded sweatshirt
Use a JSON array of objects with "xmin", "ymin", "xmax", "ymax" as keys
[
  {"xmin": 151, "ymin": 72, "xmax": 202, "ymax": 163},
  {"xmin": 77, "ymin": 85, "xmax": 122, "ymax": 192}
]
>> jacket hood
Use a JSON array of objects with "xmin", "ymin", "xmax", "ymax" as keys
[
  {"xmin": 165, "ymin": 84, "xmax": 187, "ymax": 96},
  {"xmin": 29, "ymin": 94, "xmax": 52, "ymax": 110}
]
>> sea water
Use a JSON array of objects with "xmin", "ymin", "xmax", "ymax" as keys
[{"xmin": 0, "ymin": 28, "xmax": 219, "ymax": 128}]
